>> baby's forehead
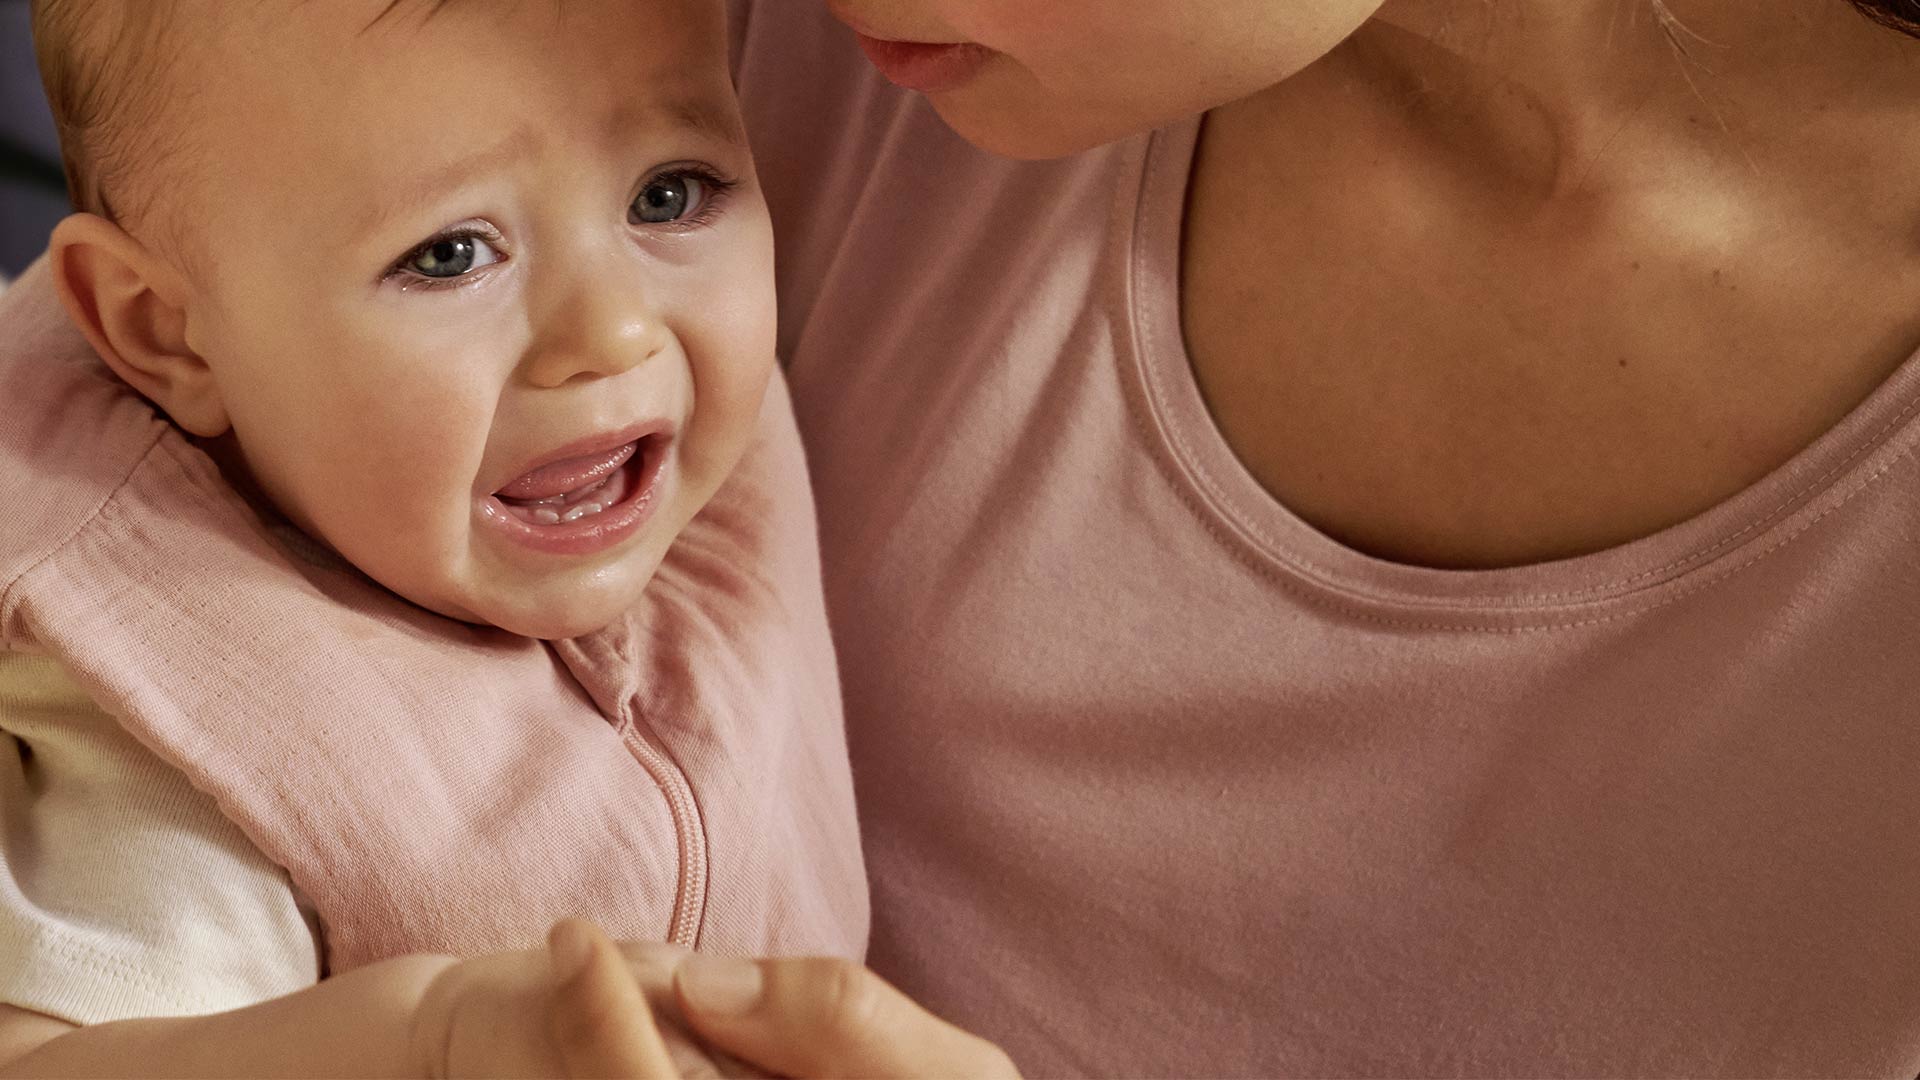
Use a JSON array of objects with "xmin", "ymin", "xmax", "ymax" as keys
[
  {"xmin": 344, "ymin": 0, "xmax": 731, "ymax": 44},
  {"xmin": 279, "ymin": 0, "xmax": 734, "ymax": 87},
  {"xmin": 288, "ymin": 0, "xmax": 741, "ymax": 131},
  {"xmin": 197, "ymin": 0, "xmax": 740, "ymax": 221},
  {"xmin": 196, "ymin": 0, "xmax": 732, "ymax": 72},
  {"xmin": 43, "ymin": 0, "xmax": 737, "ymax": 232},
  {"xmin": 204, "ymin": 0, "xmax": 740, "ymax": 143}
]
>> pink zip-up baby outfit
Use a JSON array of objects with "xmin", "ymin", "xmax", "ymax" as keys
[{"xmin": 0, "ymin": 262, "xmax": 867, "ymax": 978}]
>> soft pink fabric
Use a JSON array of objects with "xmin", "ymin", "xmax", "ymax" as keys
[
  {"xmin": 0, "ymin": 260, "xmax": 867, "ymax": 971},
  {"xmin": 734, "ymin": 5, "xmax": 1920, "ymax": 1074}
]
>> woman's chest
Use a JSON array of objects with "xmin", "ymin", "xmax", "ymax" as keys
[
  {"xmin": 793, "ymin": 322, "xmax": 1920, "ymax": 1071},
  {"xmin": 1181, "ymin": 87, "xmax": 1920, "ymax": 570}
]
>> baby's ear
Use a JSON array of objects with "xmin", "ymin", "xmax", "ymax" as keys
[{"xmin": 48, "ymin": 213, "xmax": 230, "ymax": 438}]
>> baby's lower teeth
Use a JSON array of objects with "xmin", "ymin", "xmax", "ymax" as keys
[
  {"xmin": 518, "ymin": 497, "xmax": 611, "ymax": 526},
  {"xmin": 506, "ymin": 446, "xmax": 638, "ymax": 527}
]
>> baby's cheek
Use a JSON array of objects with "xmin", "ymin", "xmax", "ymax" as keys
[
  {"xmin": 684, "ymin": 342, "xmax": 775, "ymax": 490},
  {"xmin": 327, "ymin": 401, "xmax": 491, "ymax": 575},
  {"xmin": 677, "ymin": 259, "xmax": 777, "ymax": 480}
]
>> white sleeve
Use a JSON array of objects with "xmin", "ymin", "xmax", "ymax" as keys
[{"xmin": 0, "ymin": 653, "xmax": 321, "ymax": 1024}]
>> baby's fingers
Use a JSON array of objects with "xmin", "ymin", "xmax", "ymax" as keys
[{"xmin": 548, "ymin": 919, "xmax": 681, "ymax": 1079}]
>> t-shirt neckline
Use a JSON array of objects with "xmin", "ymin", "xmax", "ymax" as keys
[{"xmin": 1121, "ymin": 119, "xmax": 1920, "ymax": 627}]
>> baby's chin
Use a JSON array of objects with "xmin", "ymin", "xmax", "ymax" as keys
[
  {"xmin": 473, "ymin": 599, "xmax": 636, "ymax": 642},
  {"xmin": 408, "ymin": 557, "xmax": 667, "ymax": 641}
]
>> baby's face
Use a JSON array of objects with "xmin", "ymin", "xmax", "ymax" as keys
[{"xmin": 172, "ymin": 0, "xmax": 771, "ymax": 639}]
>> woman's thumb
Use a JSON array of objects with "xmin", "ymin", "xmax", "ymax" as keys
[{"xmin": 673, "ymin": 954, "xmax": 1017, "ymax": 1079}]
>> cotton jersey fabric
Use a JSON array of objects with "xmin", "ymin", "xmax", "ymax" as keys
[
  {"xmin": 733, "ymin": 4, "xmax": 1920, "ymax": 1074},
  {"xmin": 0, "ymin": 652, "xmax": 319, "ymax": 1022},
  {"xmin": 0, "ymin": 259, "xmax": 866, "ymax": 1014}
]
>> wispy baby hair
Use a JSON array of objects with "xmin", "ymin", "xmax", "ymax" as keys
[
  {"xmin": 29, "ymin": 0, "xmax": 185, "ymax": 223},
  {"xmin": 1853, "ymin": 0, "xmax": 1920, "ymax": 33}
]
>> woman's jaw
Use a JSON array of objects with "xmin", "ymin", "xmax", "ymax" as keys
[{"xmin": 825, "ymin": 0, "xmax": 1389, "ymax": 158}]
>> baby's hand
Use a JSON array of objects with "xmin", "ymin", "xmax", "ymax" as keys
[
  {"xmin": 543, "ymin": 918, "xmax": 689, "ymax": 1077},
  {"xmin": 418, "ymin": 918, "xmax": 1014, "ymax": 1079},
  {"xmin": 411, "ymin": 919, "xmax": 730, "ymax": 1079},
  {"xmin": 549, "ymin": 920, "xmax": 759, "ymax": 1079}
]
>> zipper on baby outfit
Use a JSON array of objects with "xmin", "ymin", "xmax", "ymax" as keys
[
  {"xmin": 620, "ymin": 727, "xmax": 708, "ymax": 948},
  {"xmin": 551, "ymin": 632, "xmax": 709, "ymax": 949}
]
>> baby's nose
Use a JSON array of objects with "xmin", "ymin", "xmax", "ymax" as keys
[{"xmin": 522, "ymin": 277, "xmax": 666, "ymax": 388}]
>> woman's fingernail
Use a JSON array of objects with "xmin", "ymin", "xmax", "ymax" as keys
[
  {"xmin": 676, "ymin": 954, "xmax": 764, "ymax": 1016},
  {"xmin": 547, "ymin": 918, "xmax": 594, "ymax": 983}
]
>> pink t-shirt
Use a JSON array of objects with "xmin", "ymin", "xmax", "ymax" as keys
[{"xmin": 735, "ymin": 5, "xmax": 1920, "ymax": 1075}]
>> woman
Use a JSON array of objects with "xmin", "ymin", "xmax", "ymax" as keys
[{"xmin": 728, "ymin": 0, "xmax": 1920, "ymax": 1073}]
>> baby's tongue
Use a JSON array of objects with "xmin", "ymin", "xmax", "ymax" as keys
[{"xmin": 497, "ymin": 442, "xmax": 636, "ymax": 503}]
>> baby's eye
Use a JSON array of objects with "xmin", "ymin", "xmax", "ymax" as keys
[
  {"xmin": 631, "ymin": 171, "xmax": 711, "ymax": 225},
  {"xmin": 401, "ymin": 233, "xmax": 503, "ymax": 280}
]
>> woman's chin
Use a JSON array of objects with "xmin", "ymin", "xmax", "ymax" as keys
[
  {"xmin": 928, "ymin": 83, "xmax": 1191, "ymax": 161},
  {"xmin": 930, "ymin": 98, "xmax": 1116, "ymax": 160}
]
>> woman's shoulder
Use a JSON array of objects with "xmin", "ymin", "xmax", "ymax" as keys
[
  {"xmin": 731, "ymin": 0, "xmax": 909, "ymax": 169},
  {"xmin": 730, "ymin": 0, "xmax": 852, "ymax": 79}
]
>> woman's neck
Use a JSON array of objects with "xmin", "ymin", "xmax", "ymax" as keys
[
  {"xmin": 1180, "ymin": 0, "xmax": 1920, "ymax": 567},
  {"xmin": 1355, "ymin": 0, "xmax": 1920, "ymax": 193}
]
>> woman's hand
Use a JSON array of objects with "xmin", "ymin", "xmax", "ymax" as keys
[
  {"xmin": 672, "ymin": 951, "xmax": 1020, "ymax": 1079},
  {"xmin": 544, "ymin": 919, "xmax": 683, "ymax": 1077},
  {"xmin": 414, "ymin": 921, "xmax": 696, "ymax": 1078}
]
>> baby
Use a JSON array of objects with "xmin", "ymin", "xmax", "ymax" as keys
[{"xmin": 0, "ymin": 0, "xmax": 865, "ymax": 1072}]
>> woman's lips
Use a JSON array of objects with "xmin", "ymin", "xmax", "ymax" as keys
[{"xmin": 855, "ymin": 34, "xmax": 993, "ymax": 94}]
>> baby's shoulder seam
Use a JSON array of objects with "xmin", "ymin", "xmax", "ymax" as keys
[{"xmin": 0, "ymin": 425, "xmax": 173, "ymax": 646}]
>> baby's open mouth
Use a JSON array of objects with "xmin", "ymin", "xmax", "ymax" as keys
[{"xmin": 493, "ymin": 436, "xmax": 655, "ymax": 525}]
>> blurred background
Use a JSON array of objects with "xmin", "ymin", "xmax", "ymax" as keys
[{"xmin": 1, "ymin": 0, "xmax": 66, "ymax": 279}]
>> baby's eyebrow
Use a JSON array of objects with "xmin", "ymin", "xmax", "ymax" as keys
[
  {"xmin": 645, "ymin": 96, "xmax": 749, "ymax": 151},
  {"xmin": 360, "ymin": 0, "xmax": 458, "ymax": 33},
  {"xmin": 351, "ymin": 95, "xmax": 745, "ymax": 246},
  {"xmin": 352, "ymin": 125, "xmax": 542, "ymax": 243}
]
